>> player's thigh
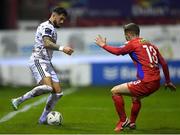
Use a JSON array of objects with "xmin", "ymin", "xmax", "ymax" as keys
[
  {"xmin": 40, "ymin": 77, "xmax": 53, "ymax": 87},
  {"xmin": 29, "ymin": 60, "xmax": 52, "ymax": 85},
  {"xmin": 111, "ymin": 83, "xmax": 131, "ymax": 96},
  {"xmin": 30, "ymin": 60, "xmax": 61, "ymax": 93},
  {"xmin": 48, "ymin": 65, "xmax": 61, "ymax": 93},
  {"xmin": 40, "ymin": 78, "xmax": 61, "ymax": 93}
]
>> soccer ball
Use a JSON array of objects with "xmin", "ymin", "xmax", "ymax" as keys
[{"xmin": 47, "ymin": 111, "xmax": 63, "ymax": 125}]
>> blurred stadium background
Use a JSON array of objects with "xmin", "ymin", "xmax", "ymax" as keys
[
  {"xmin": 0, "ymin": 0, "xmax": 180, "ymax": 134},
  {"xmin": 0, "ymin": 0, "xmax": 180, "ymax": 85},
  {"xmin": 0, "ymin": 0, "xmax": 180, "ymax": 86}
]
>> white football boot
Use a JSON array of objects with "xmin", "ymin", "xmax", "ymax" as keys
[{"xmin": 11, "ymin": 98, "xmax": 21, "ymax": 110}]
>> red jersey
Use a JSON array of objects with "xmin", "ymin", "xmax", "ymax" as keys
[{"xmin": 103, "ymin": 37, "xmax": 170, "ymax": 83}]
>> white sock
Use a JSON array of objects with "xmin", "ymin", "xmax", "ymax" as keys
[
  {"xmin": 39, "ymin": 92, "xmax": 63, "ymax": 121},
  {"xmin": 18, "ymin": 85, "xmax": 53, "ymax": 103}
]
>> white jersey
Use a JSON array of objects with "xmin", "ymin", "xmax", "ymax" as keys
[{"xmin": 30, "ymin": 20, "xmax": 57, "ymax": 62}]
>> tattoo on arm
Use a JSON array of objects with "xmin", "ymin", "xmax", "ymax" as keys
[{"xmin": 43, "ymin": 36, "xmax": 60, "ymax": 51}]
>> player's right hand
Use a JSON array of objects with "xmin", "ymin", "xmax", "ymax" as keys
[
  {"xmin": 95, "ymin": 35, "xmax": 107, "ymax": 47},
  {"xmin": 63, "ymin": 46, "xmax": 74, "ymax": 55},
  {"xmin": 165, "ymin": 82, "xmax": 176, "ymax": 91}
]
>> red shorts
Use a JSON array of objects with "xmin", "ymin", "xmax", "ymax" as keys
[{"xmin": 127, "ymin": 80, "xmax": 160, "ymax": 97}]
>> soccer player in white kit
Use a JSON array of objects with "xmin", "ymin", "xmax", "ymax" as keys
[{"xmin": 11, "ymin": 7, "xmax": 74, "ymax": 124}]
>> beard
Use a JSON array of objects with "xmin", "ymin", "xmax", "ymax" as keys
[{"xmin": 53, "ymin": 20, "xmax": 61, "ymax": 28}]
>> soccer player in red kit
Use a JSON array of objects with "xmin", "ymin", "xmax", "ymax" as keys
[{"xmin": 95, "ymin": 23, "xmax": 176, "ymax": 132}]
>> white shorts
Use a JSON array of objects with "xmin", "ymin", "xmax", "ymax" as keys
[{"xmin": 28, "ymin": 59, "xmax": 59, "ymax": 84}]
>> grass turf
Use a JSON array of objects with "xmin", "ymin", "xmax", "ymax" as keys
[{"xmin": 0, "ymin": 85, "xmax": 179, "ymax": 134}]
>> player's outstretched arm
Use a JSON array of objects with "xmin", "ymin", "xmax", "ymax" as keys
[
  {"xmin": 94, "ymin": 35, "xmax": 131, "ymax": 55},
  {"xmin": 43, "ymin": 36, "xmax": 74, "ymax": 55}
]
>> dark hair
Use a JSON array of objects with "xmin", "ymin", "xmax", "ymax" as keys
[
  {"xmin": 123, "ymin": 23, "xmax": 140, "ymax": 35},
  {"xmin": 52, "ymin": 6, "xmax": 68, "ymax": 17}
]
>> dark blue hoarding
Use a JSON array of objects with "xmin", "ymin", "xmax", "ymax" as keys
[{"xmin": 91, "ymin": 61, "xmax": 180, "ymax": 86}]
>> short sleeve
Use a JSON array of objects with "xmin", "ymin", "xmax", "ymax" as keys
[{"xmin": 41, "ymin": 25, "xmax": 54, "ymax": 38}]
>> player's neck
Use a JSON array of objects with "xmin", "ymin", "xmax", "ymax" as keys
[{"xmin": 48, "ymin": 18, "xmax": 55, "ymax": 26}]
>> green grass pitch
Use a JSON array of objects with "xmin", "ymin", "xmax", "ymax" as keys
[{"xmin": 0, "ymin": 85, "xmax": 179, "ymax": 134}]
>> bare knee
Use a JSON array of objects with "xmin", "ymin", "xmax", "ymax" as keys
[
  {"xmin": 111, "ymin": 86, "xmax": 119, "ymax": 95},
  {"xmin": 53, "ymin": 87, "xmax": 62, "ymax": 93},
  {"xmin": 111, "ymin": 83, "xmax": 131, "ymax": 96},
  {"xmin": 52, "ymin": 83, "xmax": 62, "ymax": 93}
]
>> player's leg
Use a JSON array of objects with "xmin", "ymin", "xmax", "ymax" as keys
[
  {"xmin": 11, "ymin": 61, "xmax": 53, "ymax": 110},
  {"xmin": 19, "ymin": 77, "xmax": 53, "ymax": 102},
  {"xmin": 111, "ymin": 83, "xmax": 132, "ymax": 121},
  {"xmin": 11, "ymin": 77, "xmax": 53, "ymax": 110},
  {"xmin": 111, "ymin": 83, "xmax": 132, "ymax": 132},
  {"xmin": 39, "ymin": 65, "xmax": 63, "ymax": 124},
  {"xmin": 128, "ymin": 80, "xmax": 160, "ymax": 129},
  {"xmin": 39, "ymin": 82, "xmax": 63, "ymax": 124},
  {"xmin": 46, "ymin": 82, "xmax": 63, "ymax": 112},
  {"xmin": 129, "ymin": 97, "xmax": 141, "ymax": 129}
]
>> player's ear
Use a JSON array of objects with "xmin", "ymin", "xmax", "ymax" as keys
[{"xmin": 52, "ymin": 12, "xmax": 57, "ymax": 18}]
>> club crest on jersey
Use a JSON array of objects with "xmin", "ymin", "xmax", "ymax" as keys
[{"xmin": 52, "ymin": 32, "xmax": 57, "ymax": 40}]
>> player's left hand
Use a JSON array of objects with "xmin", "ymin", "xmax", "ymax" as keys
[
  {"xmin": 63, "ymin": 46, "xmax": 74, "ymax": 55},
  {"xmin": 165, "ymin": 82, "xmax": 176, "ymax": 91},
  {"xmin": 95, "ymin": 35, "xmax": 107, "ymax": 47}
]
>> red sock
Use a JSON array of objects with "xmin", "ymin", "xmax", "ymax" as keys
[
  {"xmin": 130, "ymin": 99, "xmax": 141, "ymax": 123},
  {"xmin": 112, "ymin": 95, "xmax": 126, "ymax": 122}
]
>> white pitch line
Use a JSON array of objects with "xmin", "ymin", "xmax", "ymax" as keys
[{"xmin": 0, "ymin": 87, "xmax": 77, "ymax": 123}]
